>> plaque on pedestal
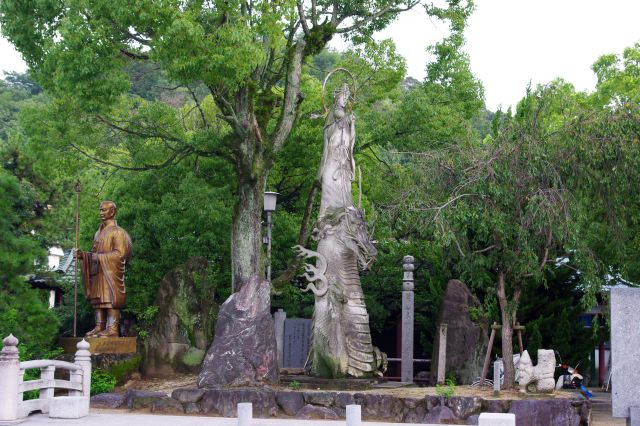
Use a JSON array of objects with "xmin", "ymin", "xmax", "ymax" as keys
[{"xmin": 59, "ymin": 337, "xmax": 137, "ymax": 354}]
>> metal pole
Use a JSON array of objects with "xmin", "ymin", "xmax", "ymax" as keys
[
  {"xmin": 73, "ymin": 180, "xmax": 81, "ymax": 337},
  {"xmin": 267, "ymin": 211, "xmax": 272, "ymax": 282}
]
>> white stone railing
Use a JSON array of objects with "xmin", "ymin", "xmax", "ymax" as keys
[{"xmin": 0, "ymin": 334, "xmax": 91, "ymax": 422}]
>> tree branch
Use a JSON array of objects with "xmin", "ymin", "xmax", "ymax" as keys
[
  {"xmin": 335, "ymin": 1, "xmax": 420, "ymax": 33},
  {"xmin": 96, "ymin": 115, "xmax": 184, "ymax": 143},
  {"xmin": 296, "ymin": 1, "xmax": 311, "ymax": 37},
  {"xmin": 119, "ymin": 49, "xmax": 149, "ymax": 60},
  {"xmin": 473, "ymin": 245, "xmax": 496, "ymax": 254},
  {"xmin": 432, "ymin": 193, "xmax": 474, "ymax": 221},
  {"xmin": 272, "ymin": 179, "xmax": 320, "ymax": 287},
  {"xmin": 271, "ymin": 38, "xmax": 306, "ymax": 152},
  {"xmin": 187, "ymin": 86, "xmax": 209, "ymax": 129},
  {"xmin": 69, "ymin": 143, "xmax": 192, "ymax": 171}
]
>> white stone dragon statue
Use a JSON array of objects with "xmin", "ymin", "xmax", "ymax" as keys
[{"xmin": 293, "ymin": 76, "xmax": 386, "ymax": 378}]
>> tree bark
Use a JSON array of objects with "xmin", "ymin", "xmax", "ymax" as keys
[
  {"xmin": 231, "ymin": 166, "xmax": 266, "ymax": 291},
  {"xmin": 497, "ymin": 270, "xmax": 516, "ymax": 389}
]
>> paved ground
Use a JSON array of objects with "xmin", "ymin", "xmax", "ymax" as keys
[
  {"xmin": 590, "ymin": 389, "xmax": 625, "ymax": 426},
  {"xmin": 20, "ymin": 412, "xmax": 430, "ymax": 426}
]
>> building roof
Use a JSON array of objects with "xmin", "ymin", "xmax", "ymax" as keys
[{"xmin": 55, "ymin": 248, "xmax": 76, "ymax": 274}]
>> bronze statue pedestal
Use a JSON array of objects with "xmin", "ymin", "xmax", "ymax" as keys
[{"xmin": 59, "ymin": 337, "xmax": 137, "ymax": 354}]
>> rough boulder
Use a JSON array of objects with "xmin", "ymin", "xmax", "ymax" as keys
[
  {"xmin": 198, "ymin": 275, "xmax": 278, "ymax": 387},
  {"xmin": 143, "ymin": 257, "xmax": 217, "ymax": 376}
]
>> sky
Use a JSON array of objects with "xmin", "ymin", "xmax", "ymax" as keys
[{"xmin": 1, "ymin": 0, "xmax": 639, "ymax": 111}]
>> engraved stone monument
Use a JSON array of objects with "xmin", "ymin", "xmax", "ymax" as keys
[
  {"xmin": 283, "ymin": 319, "xmax": 312, "ymax": 368},
  {"xmin": 611, "ymin": 287, "xmax": 640, "ymax": 423}
]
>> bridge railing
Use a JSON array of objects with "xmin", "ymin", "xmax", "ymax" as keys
[{"xmin": 0, "ymin": 334, "xmax": 91, "ymax": 422}]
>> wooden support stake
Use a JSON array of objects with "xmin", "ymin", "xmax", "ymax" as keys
[{"xmin": 480, "ymin": 322, "xmax": 498, "ymax": 386}]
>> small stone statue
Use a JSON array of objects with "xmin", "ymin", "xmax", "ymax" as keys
[
  {"xmin": 517, "ymin": 349, "xmax": 556, "ymax": 393},
  {"xmin": 294, "ymin": 76, "xmax": 384, "ymax": 378},
  {"xmin": 78, "ymin": 201, "xmax": 132, "ymax": 337}
]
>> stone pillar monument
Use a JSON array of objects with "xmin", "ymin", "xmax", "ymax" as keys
[
  {"xmin": 437, "ymin": 323, "xmax": 448, "ymax": 384},
  {"xmin": 274, "ymin": 309, "xmax": 286, "ymax": 368},
  {"xmin": 611, "ymin": 287, "xmax": 640, "ymax": 424},
  {"xmin": 401, "ymin": 255, "xmax": 415, "ymax": 383}
]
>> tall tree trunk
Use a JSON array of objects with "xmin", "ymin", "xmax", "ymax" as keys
[
  {"xmin": 198, "ymin": 127, "xmax": 276, "ymax": 387},
  {"xmin": 231, "ymin": 167, "xmax": 266, "ymax": 290},
  {"xmin": 230, "ymin": 85, "xmax": 268, "ymax": 291},
  {"xmin": 497, "ymin": 270, "xmax": 516, "ymax": 389}
]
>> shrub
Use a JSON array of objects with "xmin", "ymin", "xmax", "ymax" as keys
[
  {"xmin": 91, "ymin": 369, "xmax": 117, "ymax": 395},
  {"xmin": 435, "ymin": 378, "xmax": 456, "ymax": 398}
]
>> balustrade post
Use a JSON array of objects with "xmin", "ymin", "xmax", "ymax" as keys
[
  {"xmin": 74, "ymin": 340, "xmax": 91, "ymax": 399},
  {"xmin": 0, "ymin": 334, "xmax": 21, "ymax": 423},
  {"xmin": 39, "ymin": 365, "xmax": 55, "ymax": 413}
]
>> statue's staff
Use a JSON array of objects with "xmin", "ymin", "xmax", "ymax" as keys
[{"xmin": 73, "ymin": 180, "xmax": 81, "ymax": 337}]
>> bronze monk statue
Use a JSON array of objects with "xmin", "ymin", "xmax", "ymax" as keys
[{"xmin": 77, "ymin": 201, "xmax": 132, "ymax": 338}]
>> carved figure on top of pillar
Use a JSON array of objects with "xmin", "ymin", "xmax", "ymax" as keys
[
  {"xmin": 77, "ymin": 201, "xmax": 132, "ymax": 338},
  {"xmin": 295, "ymin": 72, "xmax": 385, "ymax": 378}
]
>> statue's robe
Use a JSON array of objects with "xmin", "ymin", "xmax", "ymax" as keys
[{"xmin": 80, "ymin": 219, "xmax": 132, "ymax": 309}]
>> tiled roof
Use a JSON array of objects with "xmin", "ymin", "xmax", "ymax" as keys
[{"xmin": 56, "ymin": 248, "xmax": 76, "ymax": 274}]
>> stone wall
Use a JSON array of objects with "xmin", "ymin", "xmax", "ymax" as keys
[{"xmin": 91, "ymin": 388, "xmax": 591, "ymax": 425}]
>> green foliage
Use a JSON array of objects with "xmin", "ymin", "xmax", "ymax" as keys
[
  {"xmin": 591, "ymin": 42, "xmax": 640, "ymax": 107},
  {"xmin": 435, "ymin": 378, "xmax": 456, "ymax": 398},
  {"xmin": 552, "ymin": 309, "xmax": 573, "ymax": 360},
  {"xmin": 527, "ymin": 321, "xmax": 542, "ymax": 364},
  {"xmin": 288, "ymin": 380, "xmax": 301, "ymax": 390},
  {"xmin": 0, "ymin": 167, "xmax": 59, "ymax": 351},
  {"xmin": 91, "ymin": 369, "xmax": 117, "ymax": 396},
  {"xmin": 108, "ymin": 354, "xmax": 142, "ymax": 384}
]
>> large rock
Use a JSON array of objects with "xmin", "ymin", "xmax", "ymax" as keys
[
  {"xmin": 200, "ymin": 388, "xmax": 277, "ymax": 417},
  {"xmin": 431, "ymin": 279, "xmax": 487, "ymax": 384},
  {"xmin": 171, "ymin": 388, "xmax": 206, "ymax": 404},
  {"xmin": 509, "ymin": 399, "xmax": 581, "ymax": 426},
  {"xmin": 143, "ymin": 257, "xmax": 217, "ymax": 377},
  {"xmin": 198, "ymin": 275, "xmax": 279, "ymax": 387},
  {"xmin": 303, "ymin": 391, "xmax": 334, "ymax": 407},
  {"xmin": 447, "ymin": 396, "xmax": 482, "ymax": 419},
  {"xmin": 423, "ymin": 405, "xmax": 459, "ymax": 423},
  {"xmin": 354, "ymin": 393, "xmax": 404, "ymax": 422},
  {"xmin": 124, "ymin": 390, "xmax": 170, "ymax": 410},
  {"xmin": 150, "ymin": 397, "xmax": 184, "ymax": 414},
  {"xmin": 295, "ymin": 404, "xmax": 339, "ymax": 420},
  {"xmin": 276, "ymin": 391, "xmax": 305, "ymax": 416},
  {"xmin": 90, "ymin": 393, "xmax": 126, "ymax": 409}
]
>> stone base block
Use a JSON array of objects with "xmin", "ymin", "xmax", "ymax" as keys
[
  {"xmin": 60, "ymin": 337, "xmax": 137, "ymax": 354},
  {"xmin": 479, "ymin": 412, "xmax": 515, "ymax": 426},
  {"xmin": 48, "ymin": 396, "xmax": 89, "ymax": 419}
]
